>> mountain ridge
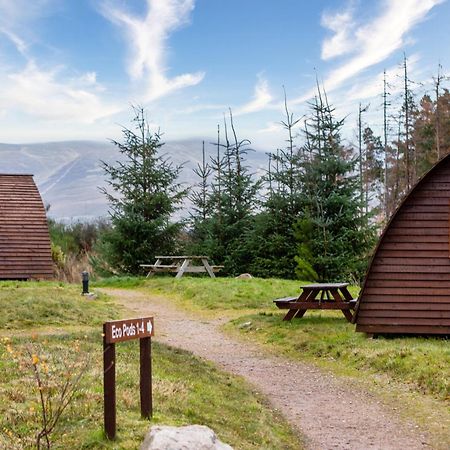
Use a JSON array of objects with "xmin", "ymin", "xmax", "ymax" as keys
[{"xmin": 0, "ymin": 140, "xmax": 267, "ymax": 221}]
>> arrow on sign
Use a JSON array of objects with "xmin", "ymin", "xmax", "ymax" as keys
[{"xmin": 146, "ymin": 320, "xmax": 153, "ymax": 334}]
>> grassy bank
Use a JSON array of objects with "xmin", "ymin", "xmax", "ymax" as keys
[
  {"xmin": 229, "ymin": 312, "xmax": 449, "ymax": 400},
  {"xmin": 0, "ymin": 281, "xmax": 302, "ymax": 449},
  {"xmin": 0, "ymin": 281, "xmax": 119, "ymax": 329},
  {"xmin": 95, "ymin": 277, "xmax": 448, "ymax": 401}
]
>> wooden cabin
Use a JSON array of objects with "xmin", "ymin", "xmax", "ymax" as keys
[
  {"xmin": 354, "ymin": 155, "xmax": 450, "ymax": 335},
  {"xmin": 0, "ymin": 174, "xmax": 53, "ymax": 280}
]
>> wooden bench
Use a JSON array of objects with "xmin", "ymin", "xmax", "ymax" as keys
[
  {"xmin": 273, "ymin": 296, "xmax": 298, "ymax": 306},
  {"xmin": 274, "ymin": 283, "xmax": 356, "ymax": 322},
  {"xmin": 140, "ymin": 256, "xmax": 223, "ymax": 278}
]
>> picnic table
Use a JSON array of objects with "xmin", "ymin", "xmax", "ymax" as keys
[
  {"xmin": 140, "ymin": 256, "xmax": 223, "ymax": 279},
  {"xmin": 273, "ymin": 283, "xmax": 357, "ymax": 322}
]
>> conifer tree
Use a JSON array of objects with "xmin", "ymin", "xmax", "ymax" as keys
[
  {"xmin": 99, "ymin": 106, "xmax": 186, "ymax": 273},
  {"xmin": 295, "ymin": 89, "xmax": 375, "ymax": 282},
  {"xmin": 246, "ymin": 93, "xmax": 303, "ymax": 278}
]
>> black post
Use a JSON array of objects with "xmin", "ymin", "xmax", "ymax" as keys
[
  {"xmin": 140, "ymin": 337, "xmax": 152, "ymax": 418},
  {"xmin": 103, "ymin": 325, "xmax": 116, "ymax": 440},
  {"xmin": 82, "ymin": 271, "xmax": 89, "ymax": 295}
]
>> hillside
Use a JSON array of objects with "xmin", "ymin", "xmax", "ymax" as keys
[{"xmin": 0, "ymin": 140, "xmax": 267, "ymax": 221}]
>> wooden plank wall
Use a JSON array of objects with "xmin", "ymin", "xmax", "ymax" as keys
[
  {"xmin": 355, "ymin": 157, "xmax": 450, "ymax": 335},
  {"xmin": 0, "ymin": 174, "xmax": 53, "ymax": 280}
]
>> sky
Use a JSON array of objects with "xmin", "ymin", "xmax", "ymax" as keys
[{"xmin": 0, "ymin": 0, "xmax": 449, "ymax": 150}]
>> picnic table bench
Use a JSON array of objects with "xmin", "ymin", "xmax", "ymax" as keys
[
  {"xmin": 140, "ymin": 256, "xmax": 224, "ymax": 279},
  {"xmin": 274, "ymin": 283, "xmax": 357, "ymax": 322}
]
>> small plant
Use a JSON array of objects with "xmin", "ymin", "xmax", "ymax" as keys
[{"xmin": 1, "ymin": 337, "xmax": 90, "ymax": 449}]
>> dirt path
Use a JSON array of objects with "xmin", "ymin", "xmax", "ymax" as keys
[{"xmin": 103, "ymin": 288, "xmax": 431, "ymax": 450}]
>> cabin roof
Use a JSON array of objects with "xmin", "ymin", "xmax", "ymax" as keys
[
  {"xmin": 0, "ymin": 174, "xmax": 53, "ymax": 280},
  {"xmin": 354, "ymin": 154, "xmax": 450, "ymax": 335}
]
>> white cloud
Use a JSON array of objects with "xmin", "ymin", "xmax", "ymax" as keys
[
  {"xmin": 234, "ymin": 75, "xmax": 275, "ymax": 115},
  {"xmin": 101, "ymin": 0, "xmax": 204, "ymax": 102},
  {"xmin": 0, "ymin": 0, "xmax": 121, "ymax": 131},
  {"xmin": 321, "ymin": 9, "xmax": 354, "ymax": 60},
  {"xmin": 257, "ymin": 121, "xmax": 283, "ymax": 134},
  {"xmin": 294, "ymin": 0, "xmax": 444, "ymax": 105},
  {"xmin": 326, "ymin": 0, "xmax": 443, "ymax": 90},
  {"xmin": 0, "ymin": 61, "xmax": 120, "ymax": 122},
  {"xmin": 346, "ymin": 53, "xmax": 421, "ymax": 101},
  {"xmin": 0, "ymin": 0, "xmax": 55, "ymax": 55}
]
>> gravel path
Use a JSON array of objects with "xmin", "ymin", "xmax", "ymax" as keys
[{"xmin": 103, "ymin": 288, "xmax": 431, "ymax": 450}]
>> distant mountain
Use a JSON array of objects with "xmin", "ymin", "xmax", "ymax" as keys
[{"xmin": 0, "ymin": 140, "xmax": 267, "ymax": 221}]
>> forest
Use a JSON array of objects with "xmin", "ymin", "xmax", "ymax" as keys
[{"xmin": 50, "ymin": 57, "xmax": 450, "ymax": 283}]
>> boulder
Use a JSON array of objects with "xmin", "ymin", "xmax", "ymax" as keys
[
  {"xmin": 235, "ymin": 273, "xmax": 252, "ymax": 279},
  {"xmin": 140, "ymin": 425, "xmax": 233, "ymax": 450}
]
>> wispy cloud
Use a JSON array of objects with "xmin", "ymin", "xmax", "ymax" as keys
[
  {"xmin": 101, "ymin": 0, "xmax": 204, "ymax": 102},
  {"xmin": 345, "ymin": 53, "xmax": 421, "ymax": 101},
  {"xmin": 294, "ymin": 0, "xmax": 444, "ymax": 104},
  {"xmin": 257, "ymin": 121, "xmax": 283, "ymax": 134},
  {"xmin": 0, "ymin": 62, "xmax": 120, "ymax": 122},
  {"xmin": 234, "ymin": 75, "xmax": 275, "ymax": 115},
  {"xmin": 0, "ymin": 0, "xmax": 120, "ymax": 127},
  {"xmin": 321, "ymin": 8, "xmax": 354, "ymax": 60},
  {"xmin": 0, "ymin": 0, "xmax": 54, "ymax": 56}
]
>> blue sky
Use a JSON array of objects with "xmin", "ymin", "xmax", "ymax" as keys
[{"xmin": 0, "ymin": 0, "xmax": 449, "ymax": 149}]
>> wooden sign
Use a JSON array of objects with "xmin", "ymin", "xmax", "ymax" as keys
[
  {"xmin": 104, "ymin": 317, "xmax": 154, "ymax": 343},
  {"xmin": 103, "ymin": 317, "xmax": 154, "ymax": 440}
]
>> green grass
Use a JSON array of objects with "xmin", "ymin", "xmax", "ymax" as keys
[
  {"xmin": 0, "ymin": 334, "xmax": 300, "ymax": 450},
  {"xmin": 229, "ymin": 311, "xmax": 450, "ymax": 401},
  {"xmin": 0, "ymin": 281, "xmax": 302, "ymax": 449},
  {"xmin": 0, "ymin": 281, "xmax": 120, "ymax": 329},
  {"xmin": 102, "ymin": 277, "xmax": 448, "ymax": 401},
  {"xmin": 94, "ymin": 276, "xmax": 307, "ymax": 311}
]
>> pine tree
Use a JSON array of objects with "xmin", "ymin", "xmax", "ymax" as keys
[
  {"xmin": 295, "ymin": 89, "xmax": 375, "ymax": 282},
  {"xmin": 99, "ymin": 106, "xmax": 187, "ymax": 273},
  {"xmin": 245, "ymin": 93, "xmax": 303, "ymax": 278},
  {"xmin": 362, "ymin": 127, "xmax": 384, "ymax": 217},
  {"xmin": 187, "ymin": 111, "xmax": 260, "ymax": 275}
]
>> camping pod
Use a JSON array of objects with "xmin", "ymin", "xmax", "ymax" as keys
[
  {"xmin": 354, "ymin": 155, "xmax": 450, "ymax": 335},
  {"xmin": 0, "ymin": 174, "xmax": 53, "ymax": 280}
]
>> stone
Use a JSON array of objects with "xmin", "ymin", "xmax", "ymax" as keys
[
  {"xmin": 235, "ymin": 273, "xmax": 252, "ymax": 279},
  {"xmin": 140, "ymin": 425, "xmax": 233, "ymax": 450}
]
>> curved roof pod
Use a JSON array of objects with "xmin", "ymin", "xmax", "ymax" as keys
[
  {"xmin": 354, "ymin": 155, "xmax": 450, "ymax": 335},
  {"xmin": 0, "ymin": 174, "xmax": 53, "ymax": 280}
]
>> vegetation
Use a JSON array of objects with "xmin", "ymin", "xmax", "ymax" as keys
[
  {"xmin": 97, "ymin": 277, "xmax": 449, "ymax": 401},
  {"xmin": 230, "ymin": 312, "xmax": 449, "ymax": 400},
  {"xmin": 0, "ymin": 281, "xmax": 301, "ymax": 449},
  {"xmin": 98, "ymin": 106, "xmax": 187, "ymax": 274},
  {"xmin": 48, "ymin": 219, "xmax": 111, "ymax": 283},
  {"xmin": 187, "ymin": 110, "xmax": 261, "ymax": 276},
  {"xmin": 0, "ymin": 281, "xmax": 118, "ymax": 329},
  {"xmin": 44, "ymin": 57, "xmax": 450, "ymax": 282},
  {"xmin": 294, "ymin": 91, "xmax": 375, "ymax": 281}
]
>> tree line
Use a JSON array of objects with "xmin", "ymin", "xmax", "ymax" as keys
[{"xmin": 94, "ymin": 57, "xmax": 450, "ymax": 282}]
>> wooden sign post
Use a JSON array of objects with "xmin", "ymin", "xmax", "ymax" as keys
[{"xmin": 103, "ymin": 317, "xmax": 154, "ymax": 440}]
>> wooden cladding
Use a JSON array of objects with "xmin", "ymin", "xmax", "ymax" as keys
[
  {"xmin": 0, "ymin": 174, "xmax": 53, "ymax": 280},
  {"xmin": 354, "ymin": 156, "xmax": 450, "ymax": 335}
]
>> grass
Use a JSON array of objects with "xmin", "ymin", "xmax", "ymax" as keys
[
  {"xmin": 94, "ymin": 276, "xmax": 307, "ymax": 312},
  {"xmin": 0, "ymin": 281, "xmax": 120, "ymax": 329},
  {"xmin": 229, "ymin": 312, "xmax": 450, "ymax": 401},
  {"xmin": 95, "ymin": 276, "xmax": 450, "ymax": 447},
  {"xmin": 0, "ymin": 281, "xmax": 302, "ymax": 449},
  {"xmin": 96, "ymin": 277, "xmax": 448, "ymax": 401}
]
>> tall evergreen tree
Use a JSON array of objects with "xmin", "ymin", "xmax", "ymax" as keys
[
  {"xmin": 295, "ymin": 90, "xmax": 375, "ymax": 282},
  {"xmin": 99, "ymin": 106, "xmax": 187, "ymax": 273},
  {"xmin": 245, "ymin": 93, "xmax": 303, "ymax": 278},
  {"xmin": 187, "ymin": 111, "xmax": 260, "ymax": 275}
]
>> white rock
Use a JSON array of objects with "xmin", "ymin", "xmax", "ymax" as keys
[
  {"xmin": 235, "ymin": 273, "xmax": 252, "ymax": 279},
  {"xmin": 140, "ymin": 425, "xmax": 233, "ymax": 450}
]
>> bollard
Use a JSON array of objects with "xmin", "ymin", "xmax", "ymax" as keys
[{"xmin": 82, "ymin": 271, "xmax": 89, "ymax": 295}]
